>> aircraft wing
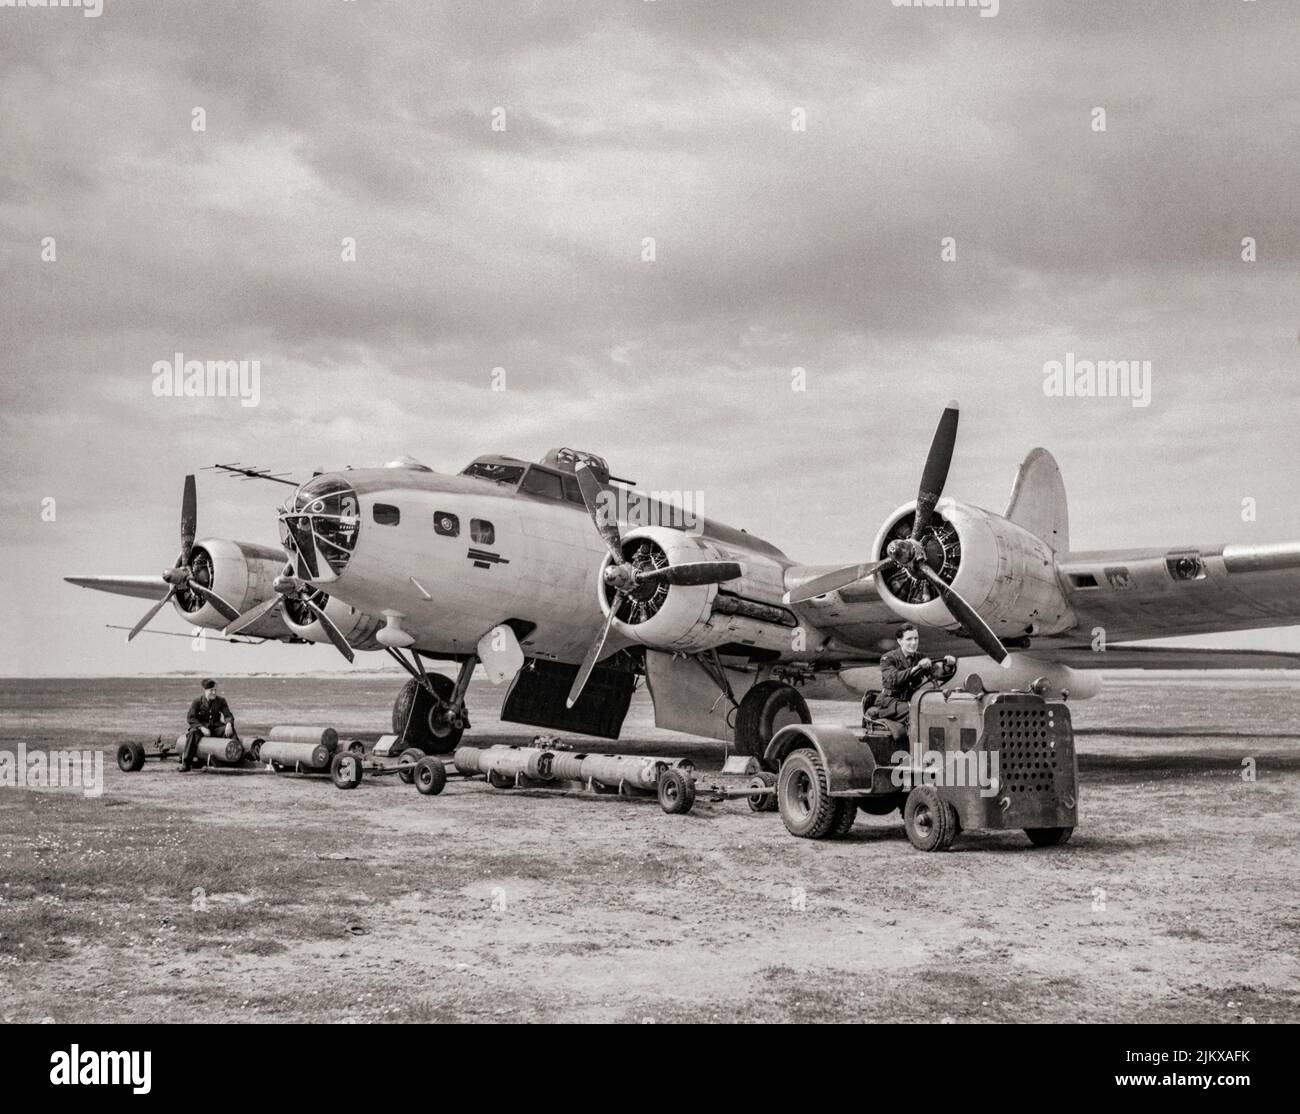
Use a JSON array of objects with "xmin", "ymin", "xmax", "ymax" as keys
[
  {"xmin": 65, "ymin": 574, "xmax": 168, "ymax": 601},
  {"xmin": 1022, "ymin": 644, "xmax": 1300, "ymax": 671},
  {"xmin": 1053, "ymin": 541, "xmax": 1300, "ymax": 644}
]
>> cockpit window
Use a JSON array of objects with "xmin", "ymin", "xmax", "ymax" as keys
[
  {"xmin": 520, "ymin": 467, "xmax": 564, "ymax": 501},
  {"xmin": 463, "ymin": 462, "xmax": 526, "ymax": 486}
]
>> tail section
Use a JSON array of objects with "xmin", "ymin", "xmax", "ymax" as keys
[{"xmin": 1004, "ymin": 448, "xmax": 1068, "ymax": 552}]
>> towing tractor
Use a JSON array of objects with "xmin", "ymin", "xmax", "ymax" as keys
[{"xmin": 763, "ymin": 674, "xmax": 1078, "ymax": 851}]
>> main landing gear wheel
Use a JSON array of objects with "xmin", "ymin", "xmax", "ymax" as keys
[
  {"xmin": 658, "ymin": 768, "xmax": 696, "ymax": 815},
  {"xmin": 414, "ymin": 757, "xmax": 447, "ymax": 796},
  {"xmin": 331, "ymin": 752, "xmax": 363, "ymax": 790},
  {"xmin": 777, "ymin": 749, "xmax": 838, "ymax": 839},
  {"xmin": 904, "ymin": 786, "xmax": 959, "ymax": 852},
  {"xmin": 734, "ymin": 681, "xmax": 811, "ymax": 761},
  {"xmin": 392, "ymin": 674, "xmax": 463, "ymax": 755},
  {"xmin": 1025, "ymin": 826, "xmax": 1073, "ymax": 847},
  {"xmin": 116, "ymin": 742, "xmax": 146, "ymax": 773}
]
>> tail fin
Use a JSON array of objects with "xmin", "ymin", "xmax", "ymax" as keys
[{"xmin": 1004, "ymin": 448, "xmax": 1069, "ymax": 552}]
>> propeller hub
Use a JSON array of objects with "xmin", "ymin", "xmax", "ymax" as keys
[
  {"xmin": 887, "ymin": 537, "xmax": 925, "ymax": 567},
  {"xmin": 603, "ymin": 563, "xmax": 638, "ymax": 593}
]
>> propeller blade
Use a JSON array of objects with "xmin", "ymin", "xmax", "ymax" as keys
[
  {"xmin": 179, "ymin": 474, "xmax": 197, "ymax": 566},
  {"xmin": 915, "ymin": 563, "xmax": 1008, "ymax": 664},
  {"xmin": 575, "ymin": 464, "xmax": 624, "ymax": 564},
  {"xmin": 304, "ymin": 597, "xmax": 356, "ymax": 663},
  {"xmin": 783, "ymin": 559, "xmax": 890, "ymax": 605},
  {"xmin": 187, "ymin": 581, "xmax": 242, "ymax": 623},
  {"xmin": 126, "ymin": 588, "xmax": 176, "ymax": 642},
  {"xmin": 911, "ymin": 401, "xmax": 959, "ymax": 541},
  {"xmin": 638, "ymin": 560, "xmax": 742, "ymax": 588},
  {"xmin": 223, "ymin": 595, "xmax": 283, "ymax": 636},
  {"xmin": 566, "ymin": 605, "xmax": 619, "ymax": 709}
]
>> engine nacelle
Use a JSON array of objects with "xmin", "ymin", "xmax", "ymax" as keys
[
  {"xmin": 871, "ymin": 499, "xmax": 1076, "ymax": 639},
  {"xmin": 171, "ymin": 538, "xmax": 287, "ymax": 637},
  {"xmin": 597, "ymin": 526, "xmax": 797, "ymax": 655},
  {"xmin": 282, "ymin": 591, "xmax": 385, "ymax": 652}
]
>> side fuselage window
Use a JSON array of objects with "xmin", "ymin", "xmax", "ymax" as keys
[
  {"xmin": 373, "ymin": 503, "xmax": 400, "ymax": 526},
  {"xmin": 434, "ymin": 511, "xmax": 460, "ymax": 537},
  {"xmin": 470, "ymin": 519, "xmax": 495, "ymax": 545}
]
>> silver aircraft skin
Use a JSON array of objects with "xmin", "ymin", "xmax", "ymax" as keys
[{"xmin": 67, "ymin": 406, "xmax": 1300, "ymax": 749}]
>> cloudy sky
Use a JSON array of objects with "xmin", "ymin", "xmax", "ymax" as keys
[{"xmin": 2, "ymin": 0, "xmax": 1297, "ymax": 675}]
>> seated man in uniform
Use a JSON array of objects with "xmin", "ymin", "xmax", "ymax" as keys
[
  {"xmin": 864, "ymin": 626, "xmax": 955, "ymax": 743},
  {"xmin": 182, "ymin": 678, "xmax": 236, "ymax": 772}
]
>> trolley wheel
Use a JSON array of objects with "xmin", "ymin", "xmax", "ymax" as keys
[
  {"xmin": 829, "ymin": 799, "xmax": 858, "ymax": 838},
  {"xmin": 487, "ymin": 769, "xmax": 513, "ymax": 789},
  {"xmin": 247, "ymin": 739, "xmax": 263, "ymax": 763},
  {"xmin": 116, "ymin": 741, "xmax": 146, "ymax": 773},
  {"xmin": 904, "ymin": 786, "xmax": 959, "ymax": 852},
  {"xmin": 1025, "ymin": 826, "xmax": 1073, "ymax": 847},
  {"xmin": 347, "ymin": 739, "xmax": 366, "ymax": 756},
  {"xmin": 776, "ymin": 749, "xmax": 838, "ymax": 839},
  {"xmin": 414, "ymin": 757, "xmax": 447, "ymax": 796},
  {"xmin": 331, "ymin": 752, "xmax": 363, "ymax": 790},
  {"xmin": 397, "ymin": 749, "xmax": 421, "ymax": 785},
  {"xmin": 746, "ymin": 771, "xmax": 778, "ymax": 813},
  {"xmin": 658, "ymin": 768, "xmax": 695, "ymax": 814}
]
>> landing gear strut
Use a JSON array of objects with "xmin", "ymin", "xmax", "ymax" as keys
[{"xmin": 388, "ymin": 648, "xmax": 476, "ymax": 755}]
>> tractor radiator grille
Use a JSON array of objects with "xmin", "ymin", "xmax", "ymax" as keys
[{"xmin": 988, "ymin": 705, "xmax": 1063, "ymax": 796}]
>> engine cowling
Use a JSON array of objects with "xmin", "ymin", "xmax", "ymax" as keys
[
  {"xmin": 871, "ymin": 499, "xmax": 1076, "ymax": 639},
  {"xmin": 597, "ymin": 526, "xmax": 797, "ymax": 655},
  {"xmin": 171, "ymin": 538, "xmax": 287, "ymax": 637},
  {"xmin": 281, "ymin": 589, "xmax": 385, "ymax": 651}
]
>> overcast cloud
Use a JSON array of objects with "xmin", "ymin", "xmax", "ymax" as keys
[{"xmin": 2, "ymin": 0, "xmax": 1297, "ymax": 674}]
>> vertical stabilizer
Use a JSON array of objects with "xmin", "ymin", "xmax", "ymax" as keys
[{"xmin": 1004, "ymin": 448, "xmax": 1069, "ymax": 552}]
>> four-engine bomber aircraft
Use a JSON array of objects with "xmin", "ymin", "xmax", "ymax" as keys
[{"xmin": 67, "ymin": 404, "xmax": 1300, "ymax": 757}]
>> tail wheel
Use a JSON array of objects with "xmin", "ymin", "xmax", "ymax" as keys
[
  {"xmin": 392, "ymin": 675, "xmax": 463, "ymax": 755},
  {"xmin": 735, "ymin": 681, "xmax": 811, "ymax": 760},
  {"xmin": 116, "ymin": 742, "xmax": 146, "ymax": 773},
  {"xmin": 1025, "ymin": 826, "xmax": 1073, "ymax": 847},
  {"xmin": 904, "ymin": 786, "xmax": 959, "ymax": 851},
  {"xmin": 777, "ymin": 749, "xmax": 838, "ymax": 839}
]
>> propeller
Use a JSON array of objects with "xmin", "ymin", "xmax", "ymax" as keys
[
  {"xmin": 224, "ymin": 565, "xmax": 355, "ymax": 663},
  {"xmin": 781, "ymin": 401, "xmax": 1009, "ymax": 664},
  {"xmin": 566, "ymin": 465, "xmax": 742, "ymax": 707},
  {"xmin": 126, "ymin": 475, "xmax": 241, "ymax": 641}
]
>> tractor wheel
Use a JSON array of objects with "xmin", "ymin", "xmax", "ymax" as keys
[
  {"xmin": 829, "ymin": 799, "xmax": 858, "ymax": 838},
  {"xmin": 414, "ymin": 757, "xmax": 447, "ymax": 796},
  {"xmin": 1025, "ymin": 826, "xmax": 1073, "ymax": 847},
  {"xmin": 116, "ymin": 742, "xmax": 146, "ymax": 773},
  {"xmin": 777, "ymin": 749, "xmax": 838, "ymax": 839},
  {"xmin": 658, "ymin": 768, "xmax": 696, "ymax": 815},
  {"xmin": 330, "ymin": 752, "xmax": 363, "ymax": 790},
  {"xmin": 734, "ymin": 681, "xmax": 811, "ymax": 760},
  {"xmin": 904, "ymin": 787, "xmax": 959, "ymax": 852},
  {"xmin": 746, "ymin": 771, "xmax": 778, "ymax": 813},
  {"xmin": 391, "ymin": 675, "xmax": 463, "ymax": 755},
  {"xmin": 397, "ymin": 749, "xmax": 421, "ymax": 785}
]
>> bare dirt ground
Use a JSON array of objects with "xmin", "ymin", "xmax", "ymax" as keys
[{"xmin": 1, "ymin": 673, "xmax": 1297, "ymax": 1023}]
